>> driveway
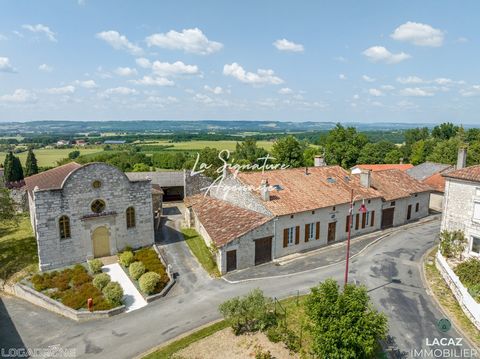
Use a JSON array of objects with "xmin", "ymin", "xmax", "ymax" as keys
[{"xmin": 0, "ymin": 216, "xmax": 476, "ymax": 358}]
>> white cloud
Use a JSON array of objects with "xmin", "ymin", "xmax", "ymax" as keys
[
  {"xmin": 396, "ymin": 76, "xmax": 424, "ymax": 84},
  {"xmin": 146, "ymin": 95, "xmax": 179, "ymax": 106},
  {"xmin": 0, "ymin": 57, "xmax": 16, "ymax": 73},
  {"xmin": 399, "ymin": 87, "xmax": 434, "ymax": 97},
  {"xmin": 278, "ymin": 87, "xmax": 293, "ymax": 95},
  {"xmin": 362, "ymin": 75, "xmax": 375, "ymax": 82},
  {"xmin": 130, "ymin": 76, "xmax": 174, "ymax": 86},
  {"xmin": 136, "ymin": 58, "xmax": 151, "ymax": 69},
  {"xmin": 0, "ymin": 89, "xmax": 36, "ymax": 103},
  {"xmin": 45, "ymin": 85, "xmax": 75, "ymax": 95},
  {"xmin": 204, "ymin": 85, "xmax": 226, "ymax": 94},
  {"xmin": 96, "ymin": 30, "xmax": 142, "ymax": 55},
  {"xmin": 273, "ymin": 39, "xmax": 304, "ymax": 52},
  {"xmin": 38, "ymin": 64, "xmax": 53, "ymax": 72},
  {"xmin": 74, "ymin": 80, "xmax": 98, "ymax": 89},
  {"xmin": 22, "ymin": 24, "xmax": 57, "ymax": 42},
  {"xmin": 456, "ymin": 37, "xmax": 468, "ymax": 43},
  {"xmin": 114, "ymin": 67, "xmax": 138, "ymax": 76},
  {"xmin": 223, "ymin": 63, "xmax": 283, "ymax": 85},
  {"xmin": 101, "ymin": 87, "xmax": 138, "ymax": 97},
  {"xmin": 353, "ymin": 94, "xmax": 360, "ymax": 100},
  {"xmin": 363, "ymin": 46, "xmax": 411, "ymax": 64},
  {"xmin": 145, "ymin": 28, "xmax": 222, "ymax": 55},
  {"xmin": 194, "ymin": 93, "xmax": 213, "ymax": 104},
  {"xmin": 460, "ymin": 85, "xmax": 480, "ymax": 97},
  {"xmin": 334, "ymin": 56, "xmax": 347, "ymax": 63},
  {"xmin": 391, "ymin": 21, "xmax": 444, "ymax": 47},
  {"xmin": 381, "ymin": 85, "xmax": 395, "ymax": 91},
  {"xmin": 368, "ymin": 88, "xmax": 384, "ymax": 97},
  {"xmin": 434, "ymin": 78, "xmax": 453, "ymax": 85},
  {"xmin": 151, "ymin": 61, "xmax": 198, "ymax": 76},
  {"xmin": 339, "ymin": 74, "xmax": 347, "ymax": 80}
]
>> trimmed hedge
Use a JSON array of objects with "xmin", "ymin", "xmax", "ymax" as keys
[
  {"xmin": 88, "ymin": 259, "xmax": 103, "ymax": 274},
  {"xmin": 119, "ymin": 251, "xmax": 134, "ymax": 267},
  {"xmin": 103, "ymin": 281, "xmax": 124, "ymax": 306},
  {"xmin": 129, "ymin": 261, "xmax": 145, "ymax": 280},
  {"xmin": 92, "ymin": 273, "xmax": 111, "ymax": 290},
  {"xmin": 454, "ymin": 258, "xmax": 480, "ymax": 288},
  {"xmin": 134, "ymin": 248, "xmax": 169, "ymax": 292},
  {"xmin": 139, "ymin": 272, "xmax": 161, "ymax": 295}
]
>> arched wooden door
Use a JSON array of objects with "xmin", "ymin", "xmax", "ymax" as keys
[{"xmin": 92, "ymin": 226, "xmax": 111, "ymax": 258}]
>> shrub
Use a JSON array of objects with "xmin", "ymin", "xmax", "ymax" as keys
[
  {"xmin": 134, "ymin": 248, "xmax": 169, "ymax": 290},
  {"xmin": 60, "ymin": 282, "xmax": 103, "ymax": 310},
  {"xmin": 283, "ymin": 329, "xmax": 300, "ymax": 352},
  {"xmin": 102, "ymin": 281, "xmax": 124, "ymax": 306},
  {"xmin": 253, "ymin": 345, "xmax": 273, "ymax": 359},
  {"xmin": 72, "ymin": 270, "xmax": 92, "ymax": 287},
  {"xmin": 129, "ymin": 261, "xmax": 145, "ymax": 280},
  {"xmin": 139, "ymin": 272, "xmax": 161, "ymax": 295},
  {"xmin": 219, "ymin": 289, "xmax": 273, "ymax": 335},
  {"xmin": 439, "ymin": 230, "xmax": 467, "ymax": 259},
  {"xmin": 88, "ymin": 259, "xmax": 103, "ymax": 274},
  {"xmin": 119, "ymin": 251, "xmax": 134, "ymax": 267},
  {"xmin": 454, "ymin": 258, "xmax": 480, "ymax": 288},
  {"xmin": 92, "ymin": 273, "xmax": 111, "ymax": 290},
  {"xmin": 266, "ymin": 326, "xmax": 282, "ymax": 343}
]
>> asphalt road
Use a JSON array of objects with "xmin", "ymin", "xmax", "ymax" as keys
[{"xmin": 0, "ymin": 214, "xmax": 475, "ymax": 358}]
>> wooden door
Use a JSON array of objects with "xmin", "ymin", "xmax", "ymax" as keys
[
  {"xmin": 226, "ymin": 250, "xmax": 237, "ymax": 272},
  {"xmin": 92, "ymin": 226, "xmax": 110, "ymax": 258},
  {"xmin": 381, "ymin": 208, "xmax": 395, "ymax": 229},
  {"xmin": 407, "ymin": 204, "xmax": 412, "ymax": 220},
  {"xmin": 255, "ymin": 237, "xmax": 272, "ymax": 265},
  {"xmin": 327, "ymin": 222, "xmax": 336, "ymax": 243}
]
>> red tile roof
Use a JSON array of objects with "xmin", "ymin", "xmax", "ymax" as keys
[
  {"xmin": 423, "ymin": 172, "xmax": 446, "ymax": 192},
  {"xmin": 369, "ymin": 169, "xmax": 433, "ymax": 201},
  {"xmin": 443, "ymin": 165, "xmax": 480, "ymax": 183},
  {"xmin": 236, "ymin": 166, "xmax": 382, "ymax": 216},
  {"xmin": 24, "ymin": 162, "xmax": 82, "ymax": 195},
  {"xmin": 353, "ymin": 164, "xmax": 414, "ymax": 172},
  {"xmin": 185, "ymin": 195, "xmax": 271, "ymax": 247}
]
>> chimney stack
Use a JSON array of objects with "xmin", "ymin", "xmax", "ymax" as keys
[
  {"xmin": 260, "ymin": 178, "xmax": 270, "ymax": 201},
  {"xmin": 360, "ymin": 170, "xmax": 371, "ymax": 188},
  {"xmin": 399, "ymin": 158, "xmax": 404, "ymax": 165},
  {"xmin": 457, "ymin": 147, "xmax": 467, "ymax": 169},
  {"xmin": 314, "ymin": 156, "xmax": 326, "ymax": 167}
]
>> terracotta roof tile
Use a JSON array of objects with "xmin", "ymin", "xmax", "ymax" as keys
[
  {"xmin": 236, "ymin": 166, "xmax": 382, "ymax": 216},
  {"xmin": 423, "ymin": 172, "xmax": 446, "ymax": 192},
  {"xmin": 369, "ymin": 169, "xmax": 433, "ymax": 201},
  {"xmin": 186, "ymin": 195, "xmax": 271, "ymax": 247},
  {"xmin": 24, "ymin": 162, "xmax": 82, "ymax": 195},
  {"xmin": 443, "ymin": 165, "xmax": 480, "ymax": 183},
  {"xmin": 353, "ymin": 164, "xmax": 413, "ymax": 172}
]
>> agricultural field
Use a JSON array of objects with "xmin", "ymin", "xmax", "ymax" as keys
[
  {"xmin": 140, "ymin": 140, "xmax": 276, "ymax": 152},
  {"xmin": 0, "ymin": 148, "xmax": 102, "ymax": 167}
]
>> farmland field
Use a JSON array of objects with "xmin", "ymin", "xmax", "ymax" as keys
[
  {"xmin": 140, "ymin": 140, "xmax": 275, "ymax": 152},
  {"xmin": 0, "ymin": 148, "xmax": 102, "ymax": 167}
]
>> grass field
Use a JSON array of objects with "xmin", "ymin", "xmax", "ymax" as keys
[
  {"xmin": 181, "ymin": 228, "xmax": 220, "ymax": 277},
  {"xmin": 141, "ymin": 140, "xmax": 275, "ymax": 152},
  {"xmin": 0, "ymin": 148, "xmax": 102, "ymax": 167}
]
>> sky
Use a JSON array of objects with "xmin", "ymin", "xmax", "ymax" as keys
[{"xmin": 0, "ymin": 0, "xmax": 479, "ymax": 124}]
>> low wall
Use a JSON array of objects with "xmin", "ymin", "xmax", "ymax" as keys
[
  {"xmin": 13, "ymin": 283, "xmax": 125, "ymax": 322},
  {"xmin": 435, "ymin": 252, "xmax": 480, "ymax": 330},
  {"xmin": 148, "ymin": 245, "xmax": 176, "ymax": 302}
]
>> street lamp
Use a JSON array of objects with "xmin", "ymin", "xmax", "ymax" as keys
[{"xmin": 344, "ymin": 188, "xmax": 368, "ymax": 287}]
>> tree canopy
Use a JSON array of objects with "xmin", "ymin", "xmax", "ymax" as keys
[
  {"xmin": 3, "ymin": 152, "xmax": 24, "ymax": 182},
  {"xmin": 271, "ymin": 135, "xmax": 307, "ymax": 168},
  {"xmin": 25, "ymin": 148, "xmax": 39, "ymax": 177}
]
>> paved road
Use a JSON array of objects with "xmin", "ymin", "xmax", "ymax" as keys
[{"xmin": 0, "ymin": 210, "xmax": 475, "ymax": 358}]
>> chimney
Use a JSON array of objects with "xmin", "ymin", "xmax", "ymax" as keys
[
  {"xmin": 360, "ymin": 170, "xmax": 371, "ymax": 188},
  {"xmin": 260, "ymin": 178, "xmax": 270, "ymax": 201},
  {"xmin": 457, "ymin": 147, "xmax": 467, "ymax": 169},
  {"xmin": 314, "ymin": 156, "xmax": 326, "ymax": 167},
  {"xmin": 399, "ymin": 158, "xmax": 404, "ymax": 165}
]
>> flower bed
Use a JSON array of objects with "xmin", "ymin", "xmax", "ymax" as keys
[
  {"xmin": 120, "ymin": 247, "xmax": 169, "ymax": 296},
  {"xmin": 26, "ymin": 264, "xmax": 121, "ymax": 311}
]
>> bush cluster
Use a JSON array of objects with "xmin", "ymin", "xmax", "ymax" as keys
[
  {"xmin": 454, "ymin": 258, "xmax": 480, "ymax": 288},
  {"xmin": 119, "ymin": 251, "xmax": 134, "ymax": 267},
  {"xmin": 129, "ymin": 261, "xmax": 145, "ymax": 280},
  {"xmin": 88, "ymin": 259, "xmax": 103, "ymax": 274},
  {"xmin": 139, "ymin": 272, "xmax": 161, "ymax": 295},
  {"xmin": 102, "ymin": 282, "xmax": 124, "ymax": 306},
  {"xmin": 132, "ymin": 248, "xmax": 169, "ymax": 294},
  {"xmin": 92, "ymin": 273, "xmax": 111, "ymax": 290}
]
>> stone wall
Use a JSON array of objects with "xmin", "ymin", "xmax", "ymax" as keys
[
  {"xmin": 33, "ymin": 163, "xmax": 155, "ymax": 271},
  {"xmin": 9, "ymin": 187, "xmax": 28, "ymax": 213},
  {"xmin": 184, "ymin": 170, "xmax": 213, "ymax": 197}
]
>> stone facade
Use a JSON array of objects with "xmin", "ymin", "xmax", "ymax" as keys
[
  {"xmin": 441, "ymin": 177, "xmax": 480, "ymax": 257},
  {"xmin": 30, "ymin": 163, "xmax": 154, "ymax": 271}
]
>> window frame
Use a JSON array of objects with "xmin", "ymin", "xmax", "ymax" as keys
[
  {"xmin": 307, "ymin": 223, "xmax": 315, "ymax": 241},
  {"xmin": 59, "ymin": 215, "xmax": 71, "ymax": 240},
  {"xmin": 471, "ymin": 236, "xmax": 480, "ymax": 255},
  {"xmin": 91, "ymin": 199, "xmax": 106, "ymax": 214},
  {"xmin": 126, "ymin": 206, "xmax": 136, "ymax": 229},
  {"xmin": 473, "ymin": 202, "xmax": 480, "ymax": 223},
  {"xmin": 287, "ymin": 227, "xmax": 295, "ymax": 246}
]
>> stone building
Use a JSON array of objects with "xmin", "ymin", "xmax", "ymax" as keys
[
  {"xmin": 185, "ymin": 164, "xmax": 431, "ymax": 274},
  {"xmin": 25, "ymin": 162, "xmax": 155, "ymax": 271}
]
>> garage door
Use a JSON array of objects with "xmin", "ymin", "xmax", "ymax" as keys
[
  {"xmin": 381, "ymin": 208, "xmax": 395, "ymax": 229},
  {"xmin": 255, "ymin": 237, "xmax": 272, "ymax": 265},
  {"xmin": 226, "ymin": 250, "xmax": 237, "ymax": 272}
]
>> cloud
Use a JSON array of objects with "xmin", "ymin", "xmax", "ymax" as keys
[
  {"xmin": 204, "ymin": 85, "xmax": 226, "ymax": 94},
  {"xmin": 334, "ymin": 56, "xmax": 347, "ymax": 63},
  {"xmin": 114, "ymin": 67, "xmax": 138, "ymax": 76},
  {"xmin": 38, "ymin": 64, "xmax": 53, "ymax": 72},
  {"xmin": 45, "ymin": 85, "xmax": 75, "ymax": 95},
  {"xmin": 96, "ymin": 30, "xmax": 142, "ymax": 55},
  {"xmin": 391, "ymin": 21, "xmax": 444, "ymax": 47},
  {"xmin": 22, "ymin": 24, "xmax": 57, "ymax": 42},
  {"xmin": 194, "ymin": 93, "xmax": 213, "ymax": 104},
  {"xmin": 399, "ymin": 87, "xmax": 434, "ymax": 97},
  {"xmin": 145, "ymin": 28, "xmax": 222, "ymax": 55},
  {"xmin": 151, "ymin": 61, "xmax": 198, "ymax": 76},
  {"xmin": 339, "ymin": 74, "xmax": 347, "ymax": 80},
  {"xmin": 74, "ymin": 80, "xmax": 98, "ymax": 89},
  {"xmin": 368, "ymin": 88, "xmax": 384, "ymax": 97},
  {"xmin": 0, "ymin": 57, "xmax": 16, "ymax": 73},
  {"xmin": 101, "ymin": 87, "xmax": 138, "ymax": 97},
  {"xmin": 0, "ymin": 34, "xmax": 7, "ymax": 41},
  {"xmin": 381, "ymin": 85, "xmax": 395, "ymax": 91},
  {"xmin": 362, "ymin": 46, "xmax": 411, "ymax": 64},
  {"xmin": 0, "ymin": 89, "xmax": 36, "ymax": 103},
  {"xmin": 223, "ymin": 63, "xmax": 283, "ymax": 85},
  {"xmin": 456, "ymin": 37, "xmax": 468, "ymax": 43},
  {"xmin": 460, "ymin": 85, "xmax": 480, "ymax": 97},
  {"xmin": 278, "ymin": 87, "xmax": 293, "ymax": 95},
  {"xmin": 273, "ymin": 39, "xmax": 304, "ymax": 52},
  {"xmin": 396, "ymin": 76, "xmax": 424, "ymax": 84},
  {"xmin": 130, "ymin": 76, "xmax": 174, "ymax": 86},
  {"xmin": 136, "ymin": 58, "xmax": 151, "ymax": 68},
  {"xmin": 362, "ymin": 75, "xmax": 375, "ymax": 82}
]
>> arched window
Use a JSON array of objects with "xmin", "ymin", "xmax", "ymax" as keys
[
  {"xmin": 126, "ymin": 207, "xmax": 136, "ymax": 228},
  {"xmin": 59, "ymin": 215, "xmax": 71, "ymax": 240},
  {"xmin": 91, "ymin": 199, "xmax": 106, "ymax": 214}
]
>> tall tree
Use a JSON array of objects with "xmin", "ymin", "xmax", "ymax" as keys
[
  {"xmin": 234, "ymin": 139, "xmax": 268, "ymax": 165},
  {"xmin": 271, "ymin": 135, "xmax": 306, "ymax": 168},
  {"xmin": 306, "ymin": 279, "xmax": 388, "ymax": 359},
  {"xmin": 321, "ymin": 123, "xmax": 368, "ymax": 168},
  {"xmin": 432, "ymin": 122, "xmax": 460, "ymax": 141},
  {"xmin": 25, "ymin": 148, "xmax": 39, "ymax": 176},
  {"xmin": 427, "ymin": 137, "xmax": 463, "ymax": 165},
  {"xmin": 3, "ymin": 152, "xmax": 24, "ymax": 182},
  {"xmin": 357, "ymin": 141, "xmax": 397, "ymax": 164},
  {"xmin": 410, "ymin": 139, "xmax": 436, "ymax": 165},
  {"xmin": 404, "ymin": 127, "xmax": 430, "ymax": 159}
]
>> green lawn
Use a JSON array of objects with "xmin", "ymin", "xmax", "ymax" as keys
[
  {"xmin": 181, "ymin": 228, "xmax": 220, "ymax": 277},
  {"xmin": 0, "ymin": 215, "xmax": 38, "ymax": 281},
  {"xmin": 0, "ymin": 148, "xmax": 103, "ymax": 167}
]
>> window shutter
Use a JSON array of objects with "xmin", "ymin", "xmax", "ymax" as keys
[
  {"xmin": 345, "ymin": 215, "xmax": 350, "ymax": 232},
  {"xmin": 283, "ymin": 228, "xmax": 288, "ymax": 248},
  {"xmin": 371, "ymin": 211, "xmax": 375, "ymax": 227},
  {"xmin": 315, "ymin": 222, "xmax": 320, "ymax": 239},
  {"xmin": 304, "ymin": 224, "xmax": 309, "ymax": 242},
  {"xmin": 361, "ymin": 212, "xmax": 366, "ymax": 229},
  {"xmin": 295, "ymin": 226, "xmax": 300, "ymax": 244},
  {"xmin": 355, "ymin": 213, "xmax": 359, "ymax": 230},
  {"xmin": 474, "ymin": 203, "xmax": 480, "ymax": 220}
]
